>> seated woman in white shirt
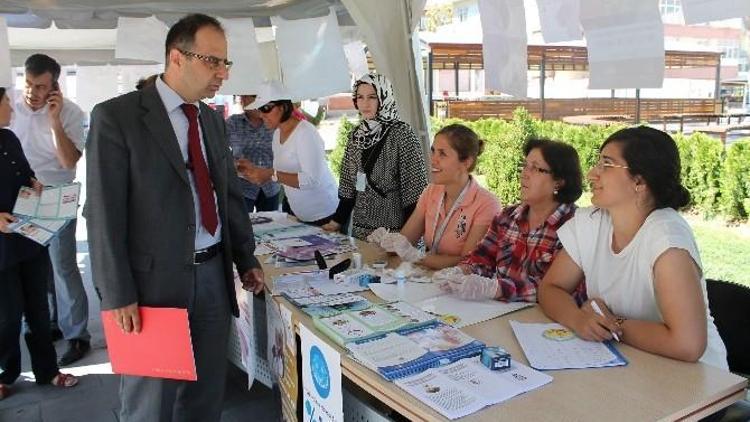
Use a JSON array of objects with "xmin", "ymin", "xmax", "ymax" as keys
[
  {"xmin": 538, "ymin": 126, "xmax": 728, "ymax": 369},
  {"xmin": 237, "ymin": 82, "xmax": 338, "ymax": 225}
]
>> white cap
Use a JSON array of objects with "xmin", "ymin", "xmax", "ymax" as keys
[{"xmin": 253, "ymin": 80, "xmax": 293, "ymax": 108}]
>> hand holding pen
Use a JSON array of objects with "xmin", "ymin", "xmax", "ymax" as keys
[{"xmin": 591, "ymin": 300, "xmax": 620, "ymax": 342}]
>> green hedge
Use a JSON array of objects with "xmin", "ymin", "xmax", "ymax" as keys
[{"xmin": 329, "ymin": 108, "xmax": 750, "ymax": 220}]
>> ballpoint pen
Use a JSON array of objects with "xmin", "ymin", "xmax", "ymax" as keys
[{"xmin": 591, "ymin": 300, "xmax": 621, "ymax": 342}]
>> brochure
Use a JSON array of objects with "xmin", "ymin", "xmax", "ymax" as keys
[
  {"xmin": 395, "ymin": 357, "xmax": 553, "ymax": 420},
  {"xmin": 13, "ymin": 183, "xmax": 81, "ymax": 220},
  {"xmin": 6, "ymin": 216, "xmax": 69, "ymax": 245}
]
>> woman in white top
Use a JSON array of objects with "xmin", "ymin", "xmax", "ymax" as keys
[
  {"xmin": 238, "ymin": 82, "xmax": 338, "ymax": 224},
  {"xmin": 538, "ymin": 126, "xmax": 728, "ymax": 369}
]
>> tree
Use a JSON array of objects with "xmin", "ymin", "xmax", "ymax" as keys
[{"xmin": 423, "ymin": 4, "xmax": 453, "ymax": 32}]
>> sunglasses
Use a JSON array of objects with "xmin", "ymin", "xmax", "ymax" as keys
[{"xmin": 258, "ymin": 103, "xmax": 276, "ymax": 113}]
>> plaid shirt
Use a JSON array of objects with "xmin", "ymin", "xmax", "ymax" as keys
[
  {"xmin": 461, "ymin": 202, "xmax": 581, "ymax": 303},
  {"xmin": 226, "ymin": 113, "xmax": 281, "ymax": 200}
]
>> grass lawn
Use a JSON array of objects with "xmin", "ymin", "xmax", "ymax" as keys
[{"xmin": 684, "ymin": 215, "xmax": 750, "ymax": 287}]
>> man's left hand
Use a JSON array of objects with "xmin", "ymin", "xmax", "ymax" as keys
[{"xmin": 241, "ymin": 268, "xmax": 265, "ymax": 294}]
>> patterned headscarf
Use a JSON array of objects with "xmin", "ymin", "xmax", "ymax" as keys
[{"xmin": 351, "ymin": 73, "xmax": 400, "ymax": 150}]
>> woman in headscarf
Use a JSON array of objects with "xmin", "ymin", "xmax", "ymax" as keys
[{"xmin": 322, "ymin": 73, "xmax": 429, "ymax": 239}]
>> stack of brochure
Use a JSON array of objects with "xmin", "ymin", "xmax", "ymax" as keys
[
  {"xmin": 9, "ymin": 183, "xmax": 81, "ymax": 245},
  {"xmin": 346, "ymin": 321, "xmax": 485, "ymax": 381}
]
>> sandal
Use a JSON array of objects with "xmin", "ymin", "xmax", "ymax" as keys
[
  {"xmin": 50, "ymin": 373, "xmax": 78, "ymax": 388},
  {"xmin": 0, "ymin": 384, "xmax": 10, "ymax": 400}
]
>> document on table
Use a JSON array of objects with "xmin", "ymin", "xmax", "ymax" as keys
[
  {"xmin": 395, "ymin": 357, "xmax": 553, "ymax": 420},
  {"xmin": 416, "ymin": 296, "xmax": 531, "ymax": 328},
  {"xmin": 12, "ymin": 183, "xmax": 81, "ymax": 219},
  {"xmin": 509, "ymin": 321, "xmax": 628, "ymax": 370},
  {"xmin": 368, "ymin": 282, "xmax": 443, "ymax": 303}
]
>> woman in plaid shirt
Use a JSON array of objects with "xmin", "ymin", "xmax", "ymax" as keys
[{"xmin": 436, "ymin": 138, "xmax": 583, "ymax": 302}]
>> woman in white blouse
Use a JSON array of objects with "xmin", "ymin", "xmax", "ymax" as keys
[
  {"xmin": 538, "ymin": 126, "xmax": 728, "ymax": 369},
  {"xmin": 237, "ymin": 82, "xmax": 338, "ymax": 224}
]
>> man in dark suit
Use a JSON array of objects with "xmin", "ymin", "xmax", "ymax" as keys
[{"xmin": 85, "ymin": 14, "xmax": 264, "ymax": 422}]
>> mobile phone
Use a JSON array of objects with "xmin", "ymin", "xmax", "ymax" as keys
[{"xmin": 47, "ymin": 81, "xmax": 60, "ymax": 100}]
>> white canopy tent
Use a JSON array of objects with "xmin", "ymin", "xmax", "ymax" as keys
[{"xmin": 0, "ymin": 0, "xmax": 430, "ymax": 148}]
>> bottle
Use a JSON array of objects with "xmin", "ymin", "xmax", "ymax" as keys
[{"xmin": 395, "ymin": 270, "xmax": 406, "ymax": 300}]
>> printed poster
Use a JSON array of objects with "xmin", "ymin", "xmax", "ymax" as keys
[
  {"xmin": 267, "ymin": 300, "xmax": 298, "ymax": 422},
  {"xmin": 300, "ymin": 323, "xmax": 343, "ymax": 422}
]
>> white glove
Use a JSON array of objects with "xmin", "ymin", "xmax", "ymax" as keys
[
  {"xmin": 380, "ymin": 232, "xmax": 424, "ymax": 263},
  {"xmin": 431, "ymin": 266, "xmax": 466, "ymax": 284},
  {"xmin": 366, "ymin": 227, "xmax": 389, "ymax": 244},
  {"xmin": 439, "ymin": 274, "xmax": 498, "ymax": 301}
]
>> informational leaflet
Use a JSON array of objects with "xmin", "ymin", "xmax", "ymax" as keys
[
  {"xmin": 300, "ymin": 323, "xmax": 344, "ymax": 422},
  {"xmin": 233, "ymin": 271, "xmax": 256, "ymax": 389},
  {"xmin": 479, "ymin": 0, "xmax": 528, "ymax": 97},
  {"xmin": 536, "ymin": 0, "xmax": 583, "ymax": 43},
  {"xmin": 681, "ymin": 0, "xmax": 750, "ymax": 25},
  {"xmin": 580, "ymin": 0, "xmax": 664, "ymax": 89},
  {"xmin": 395, "ymin": 358, "xmax": 553, "ymax": 420},
  {"xmin": 13, "ymin": 183, "xmax": 81, "ymax": 219},
  {"xmin": 416, "ymin": 296, "xmax": 531, "ymax": 328},
  {"xmin": 6, "ymin": 218, "xmax": 63, "ymax": 245},
  {"xmin": 267, "ymin": 300, "xmax": 297, "ymax": 422},
  {"xmin": 509, "ymin": 321, "xmax": 628, "ymax": 370}
]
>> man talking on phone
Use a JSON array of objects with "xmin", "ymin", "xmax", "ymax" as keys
[{"xmin": 10, "ymin": 54, "xmax": 91, "ymax": 366}]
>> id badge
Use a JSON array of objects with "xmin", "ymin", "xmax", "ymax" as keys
[{"xmin": 355, "ymin": 171, "xmax": 367, "ymax": 192}]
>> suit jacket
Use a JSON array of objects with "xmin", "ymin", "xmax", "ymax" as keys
[{"xmin": 84, "ymin": 84, "xmax": 259, "ymax": 317}]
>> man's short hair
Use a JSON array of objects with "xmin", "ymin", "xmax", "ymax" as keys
[
  {"xmin": 165, "ymin": 14, "xmax": 224, "ymax": 62},
  {"xmin": 25, "ymin": 54, "xmax": 61, "ymax": 81}
]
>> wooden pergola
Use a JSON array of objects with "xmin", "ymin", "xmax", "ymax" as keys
[{"xmin": 426, "ymin": 43, "xmax": 723, "ymax": 121}]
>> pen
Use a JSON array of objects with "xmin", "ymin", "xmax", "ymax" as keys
[{"xmin": 591, "ymin": 300, "xmax": 620, "ymax": 342}]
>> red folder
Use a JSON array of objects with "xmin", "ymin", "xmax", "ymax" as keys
[{"xmin": 101, "ymin": 307, "xmax": 197, "ymax": 381}]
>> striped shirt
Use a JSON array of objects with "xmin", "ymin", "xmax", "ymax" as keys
[{"xmin": 461, "ymin": 202, "xmax": 582, "ymax": 303}]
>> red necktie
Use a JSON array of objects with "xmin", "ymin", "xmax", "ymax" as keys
[{"xmin": 180, "ymin": 103, "xmax": 218, "ymax": 235}]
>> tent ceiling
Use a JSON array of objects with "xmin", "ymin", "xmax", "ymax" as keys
[{"xmin": 0, "ymin": 0, "xmax": 353, "ymax": 29}]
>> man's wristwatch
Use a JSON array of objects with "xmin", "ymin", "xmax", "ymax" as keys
[{"xmin": 270, "ymin": 169, "xmax": 278, "ymax": 182}]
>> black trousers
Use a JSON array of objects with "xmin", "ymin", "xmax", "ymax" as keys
[{"xmin": 0, "ymin": 250, "xmax": 59, "ymax": 385}]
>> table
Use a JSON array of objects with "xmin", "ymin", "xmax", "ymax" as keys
[{"xmin": 262, "ymin": 241, "xmax": 747, "ymax": 421}]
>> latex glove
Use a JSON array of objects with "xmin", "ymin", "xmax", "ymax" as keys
[
  {"xmin": 366, "ymin": 227, "xmax": 389, "ymax": 244},
  {"xmin": 431, "ymin": 266, "xmax": 466, "ymax": 284},
  {"xmin": 380, "ymin": 232, "xmax": 425, "ymax": 263},
  {"xmin": 440, "ymin": 274, "xmax": 498, "ymax": 301}
]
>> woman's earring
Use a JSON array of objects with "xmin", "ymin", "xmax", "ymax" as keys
[{"xmin": 553, "ymin": 187, "xmax": 559, "ymax": 195}]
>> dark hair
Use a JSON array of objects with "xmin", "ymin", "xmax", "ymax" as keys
[
  {"xmin": 435, "ymin": 124, "xmax": 485, "ymax": 172},
  {"xmin": 165, "ymin": 14, "xmax": 223, "ymax": 63},
  {"xmin": 135, "ymin": 74, "xmax": 159, "ymax": 91},
  {"xmin": 0, "ymin": 87, "xmax": 5, "ymax": 98},
  {"xmin": 274, "ymin": 100, "xmax": 294, "ymax": 122},
  {"xmin": 602, "ymin": 126, "xmax": 690, "ymax": 210},
  {"xmin": 25, "ymin": 54, "xmax": 61, "ymax": 82},
  {"xmin": 523, "ymin": 138, "xmax": 583, "ymax": 204}
]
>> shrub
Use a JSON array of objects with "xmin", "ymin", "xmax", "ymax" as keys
[
  {"xmin": 720, "ymin": 140, "xmax": 750, "ymax": 220},
  {"xmin": 328, "ymin": 116, "xmax": 357, "ymax": 178},
  {"xmin": 674, "ymin": 132, "xmax": 724, "ymax": 216}
]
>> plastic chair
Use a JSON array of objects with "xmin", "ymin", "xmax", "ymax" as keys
[{"xmin": 705, "ymin": 279, "xmax": 750, "ymax": 422}]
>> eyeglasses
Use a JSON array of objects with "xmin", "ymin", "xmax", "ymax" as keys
[
  {"xmin": 178, "ymin": 49, "xmax": 233, "ymax": 71},
  {"xmin": 592, "ymin": 160, "xmax": 630, "ymax": 173},
  {"xmin": 518, "ymin": 162, "xmax": 552, "ymax": 175},
  {"xmin": 258, "ymin": 103, "xmax": 276, "ymax": 114}
]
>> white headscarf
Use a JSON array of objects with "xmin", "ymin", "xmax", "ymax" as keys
[{"xmin": 351, "ymin": 73, "xmax": 400, "ymax": 150}]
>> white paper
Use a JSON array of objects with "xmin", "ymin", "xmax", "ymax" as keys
[
  {"xmin": 479, "ymin": 0, "xmax": 528, "ymax": 97},
  {"xmin": 11, "ymin": 187, "xmax": 39, "ymax": 217},
  {"xmin": 536, "ymin": 0, "xmax": 583, "ymax": 43},
  {"xmin": 369, "ymin": 282, "xmax": 444, "ymax": 304},
  {"xmin": 343, "ymin": 40, "xmax": 369, "ymax": 80},
  {"xmin": 217, "ymin": 18, "xmax": 264, "ymax": 96},
  {"xmin": 118, "ymin": 64, "xmax": 164, "ymax": 94},
  {"xmin": 681, "ymin": 0, "xmax": 750, "ymax": 25},
  {"xmin": 0, "ymin": 18, "xmax": 11, "ymax": 88},
  {"xmin": 395, "ymin": 358, "xmax": 553, "ymax": 420},
  {"xmin": 300, "ymin": 323, "xmax": 344, "ymax": 422},
  {"xmin": 272, "ymin": 9, "xmax": 351, "ymax": 100},
  {"xmin": 8, "ymin": 219, "xmax": 56, "ymax": 245},
  {"xmin": 416, "ymin": 296, "xmax": 531, "ymax": 328},
  {"xmin": 115, "ymin": 16, "xmax": 168, "ymax": 63},
  {"xmin": 75, "ymin": 66, "xmax": 119, "ymax": 112},
  {"xmin": 510, "ymin": 321, "xmax": 627, "ymax": 370},
  {"xmin": 233, "ymin": 272, "xmax": 256, "ymax": 389},
  {"xmin": 347, "ymin": 332, "xmax": 427, "ymax": 369},
  {"xmin": 580, "ymin": 0, "xmax": 664, "ymax": 89}
]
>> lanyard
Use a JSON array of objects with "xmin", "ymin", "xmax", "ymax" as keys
[{"xmin": 429, "ymin": 178, "xmax": 472, "ymax": 254}]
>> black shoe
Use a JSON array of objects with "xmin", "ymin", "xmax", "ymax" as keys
[
  {"xmin": 58, "ymin": 340, "xmax": 91, "ymax": 366},
  {"xmin": 50, "ymin": 327, "xmax": 63, "ymax": 342}
]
